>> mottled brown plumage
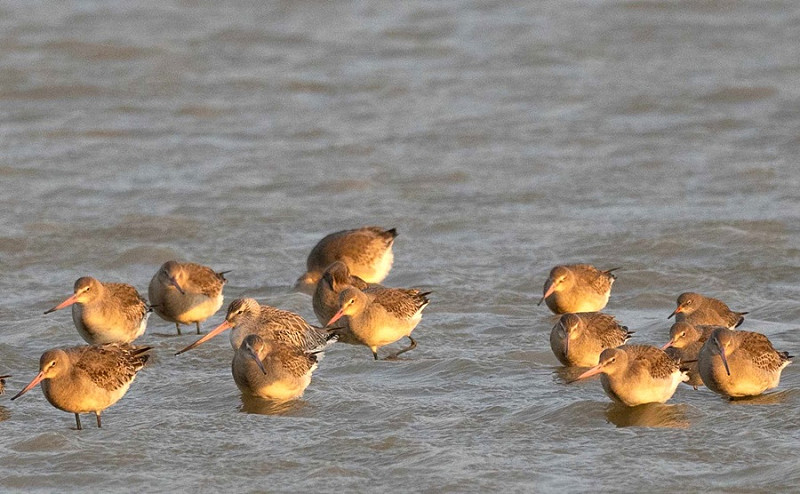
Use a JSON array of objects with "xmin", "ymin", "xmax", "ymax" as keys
[
  {"xmin": 312, "ymin": 261, "xmax": 372, "ymax": 325},
  {"xmin": 294, "ymin": 227, "xmax": 397, "ymax": 294},
  {"xmin": 45, "ymin": 276, "xmax": 150, "ymax": 344},
  {"xmin": 698, "ymin": 327, "xmax": 791, "ymax": 398},
  {"xmin": 11, "ymin": 344, "xmax": 151, "ymax": 430},
  {"xmin": 326, "ymin": 286, "xmax": 430, "ymax": 360},
  {"xmin": 232, "ymin": 334, "xmax": 319, "ymax": 401},
  {"xmin": 668, "ymin": 292, "xmax": 747, "ymax": 329},
  {"xmin": 148, "ymin": 260, "xmax": 227, "ymax": 335},
  {"xmin": 662, "ymin": 322, "xmax": 722, "ymax": 388},
  {"xmin": 370, "ymin": 287, "xmax": 431, "ymax": 319},
  {"xmin": 575, "ymin": 345, "xmax": 687, "ymax": 406},
  {"xmin": 549, "ymin": 312, "xmax": 632, "ymax": 367},
  {"xmin": 176, "ymin": 298, "xmax": 335, "ymax": 356},
  {"xmin": 539, "ymin": 264, "xmax": 617, "ymax": 314}
]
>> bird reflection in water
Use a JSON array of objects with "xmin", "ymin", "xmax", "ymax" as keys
[
  {"xmin": 554, "ymin": 366, "xmax": 588, "ymax": 384},
  {"xmin": 238, "ymin": 394, "xmax": 308, "ymax": 416},
  {"xmin": 604, "ymin": 402, "xmax": 691, "ymax": 429},
  {"xmin": 725, "ymin": 390, "xmax": 792, "ymax": 405}
]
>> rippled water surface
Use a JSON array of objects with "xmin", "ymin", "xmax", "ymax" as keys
[{"xmin": 2, "ymin": 0, "xmax": 800, "ymax": 492}]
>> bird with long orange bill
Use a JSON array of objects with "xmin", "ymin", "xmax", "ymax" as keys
[
  {"xmin": 44, "ymin": 276, "xmax": 150, "ymax": 345},
  {"xmin": 325, "ymin": 286, "xmax": 430, "ymax": 360},
  {"xmin": 11, "ymin": 344, "xmax": 151, "ymax": 430},
  {"xmin": 667, "ymin": 292, "xmax": 747, "ymax": 328},
  {"xmin": 175, "ymin": 298, "xmax": 334, "ymax": 356},
  {"xmin": 572, "ymin": 345, "xmax": 687, "ymax": 406},
  {"xmin": 661, "ymin": 322, "xmax": 722, "ymax": 389}
]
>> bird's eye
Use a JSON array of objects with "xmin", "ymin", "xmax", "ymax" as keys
[{"xmin": 680, "ymin": 332, "xmax": 686, "ymax": 337}]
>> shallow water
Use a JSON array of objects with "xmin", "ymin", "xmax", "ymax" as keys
[{"xmin": 1, "ymin": 0, "xmax": 800, "ymax": 491}]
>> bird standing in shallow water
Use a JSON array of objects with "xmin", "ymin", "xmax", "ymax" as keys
[
  {"xmin": 538, "ymin": 264, "xmax": 618, "ymax": 314},
  {"xmin": 11, "ymin": 344, "xmax": 151, "ymax": 430},
  {"xmin": 312, "ymin": 260, "xmax": 373, "ymax": 326},
  {"xmin": 294, "ymin": 226, "xmax": 398, "ymax": 295},
  {"xmin": 232, "ymin": 334, "xmax": 320, "ymax": 401},
  {"xmin": 667, "ymin": 292, "xmax": 747, "ymax": 328},
  {"xmin": 45, "ymin": 276, "xmax": 150, "ymax": 345},
  {"xmin": 661, "ymin": 322, "xmax": 722, "ymax": 389},
  {"xmin": 148, "ymin": 260, "xmax": 228, "ymax": 335},
  {"xmin": 175, "ymin": 298, "xmax": 335, "ymax": 355},
  {"xmin": 573, "ymin": 344, "xmax": 687, "ymax": 406},
  {"xmin": 550, "ymin": 312, "xmax": 632, "ymax": 367},
  {"xmin": 326, "ymin": 286, "xmax": 431, "ymax": 360},
  {"xmin": 698, "ymin": 327, "xmax": 791, "ymax": 399}
]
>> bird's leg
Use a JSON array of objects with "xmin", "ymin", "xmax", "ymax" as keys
[
  {"xmin": 195, "ymin": 322, "xmax": 201, "ymax": 335},
  {"xmin": 384, "ymin": 336, "xmax": 417, "ymax": 360},
  {"xmin": 175, "ymin": 323, "xmax": 182, "ymax": 336},
  {"xmin": 372, "ymin": 349, "xmax": 379, "ymax": 360},
  {"xmin": 96, "ymin": 412, "xmax": 102, "ymax": 428},
  {"xmin": 74, "ymin": 413, "xmax": 82, "ymax": 431}
]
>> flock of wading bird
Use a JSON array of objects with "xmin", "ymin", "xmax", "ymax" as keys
[
  {"xmin": 1, "ymin": 226, "xmax": 792, "ymax": 430},
  {"xmin": 7, "ymin": 226, "xmax": 433, "ymax": 430},
  {"xmin": 543, "ymin": 265, "xmax": 792, "ymax": 406}
]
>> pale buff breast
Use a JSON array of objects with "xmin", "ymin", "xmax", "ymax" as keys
[
  {"xmin": 602, "ymin": 369, "xmax": 686, "ymax": 406},
  {"xmin": 353, "ymin": 247, "xmax": 394, "ymax": 284},
  {"xmin": 42, "ymin": 377, "xmax": 133, "ymax": 414},
  {"xmin": 239, "ymin": 378, "xmax": 311, "ymax": 402},
  {"xmin": 546, "ymin": 292, "xmax": 610, "ymax": 314},
  {"xmin": 701, "ymin": 355, "xmax": 788, "ymax": 398},
  {"xmin": 151, "ymin": 287, "xmax": 223, "ymax": 325},
  {"xmin": 71, "ymin": 306, "xmax": 149, "ymax": 344},
  {"xmin": 350, "ymin": 305, "xmax": 422, "ymax": 349}
]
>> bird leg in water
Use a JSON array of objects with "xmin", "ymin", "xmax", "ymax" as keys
[
  {"xmin": 175, "ymin": 323, "xmax": 182, "ymax": 336},
  {"xmin": 385, "ymin": 336, "xmax": 417, "ymax": 360},
  {"xmin": 74, "ymin": 413, "xmax": 82, "ymax": 431}
]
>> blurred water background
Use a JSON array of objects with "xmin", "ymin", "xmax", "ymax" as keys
[{"xmin": 1, "ymin": 0, "xmax": 800, "ymax": 491}]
